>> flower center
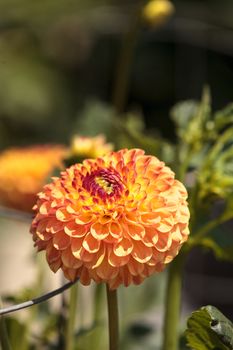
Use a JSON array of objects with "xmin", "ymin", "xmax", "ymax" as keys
[
  {"xmin": 95, "ymin": 176, "xmax": 113, "ymax": 194},
  {"xmin": 82, "ymin": 168, "xmax": 123, "ymax": 200}
]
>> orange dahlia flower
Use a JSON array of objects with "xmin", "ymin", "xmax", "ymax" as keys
[
  {"xmin": 30, "ymin": 149, "xmax": 190, "ymax": 289},
  {"xmin": 69, "ymin": 135, "xmax": 113, "ymax": 159},
  {"xmin": 0, "ymin": 145, "xmax": 66, "ymax": 212}
]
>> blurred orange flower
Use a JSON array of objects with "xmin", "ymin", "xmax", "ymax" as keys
[
  {"xmin": 30, "ymin": 149, "xmax": 189, "ymax": 289},
  {"xmin": 0, "ymin": 145, "xmax": 66, "ymax": 212},
  {"xmin": 69, "ymin": 134, "xmax": 113, "ymax": 159}
]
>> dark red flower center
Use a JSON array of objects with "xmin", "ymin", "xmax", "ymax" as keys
[{"xmin": 82, "ymin": 168, "xmax": 124, "ymax": 200}]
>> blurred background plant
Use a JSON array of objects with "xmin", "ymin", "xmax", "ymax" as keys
[{"xmin": 1, "ymin": 0, "xmax": 233, "ymax": 349}]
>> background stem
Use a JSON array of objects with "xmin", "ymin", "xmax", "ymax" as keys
[
  {"xmin": 0, "ymin": 298, "xmax": 12, "ymax": 350},
  {"xmin": 112, "ymin": 3, "xmax": 144, "ymax": 113},
  {"xmin": 65, "ymin": 282, "xmax": 78, "ymax": 350},
  {"xmin": 106, "ymin": 285, "xmax": 119, "ymax": 350},
  {"xmin": 162, "ymin": 253, "xmax": 186, "ymax": 350}
]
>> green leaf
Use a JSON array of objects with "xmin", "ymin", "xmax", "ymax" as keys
[
  {"xmin": 214, "ymin": 103, "xmax": 233, "ymax": 130},
  {"xmin": 185, "ymin": 305, "xmax": 233, "ymax": 350}
]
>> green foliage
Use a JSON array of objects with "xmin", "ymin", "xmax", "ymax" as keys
[
  {"xmin": 74, "ymin": 100, "xmax": 116, "ymax": 140},
  {"xmin": 185, "ymin": 306, "xmax": 233, "ymax": 350},
  {"xmin": 171, "ymin": 88, "xmax": 213, "ymax": 152},
  {"xmin": 5, "ymin": 317, "xmax": 29, "ymax": 350},
  {"xmin": 116, "ymin": 112, "xmax": 174, "ymax": 163},
  {"xmin": 196, "ymin": 237, "xmax": 233, "ymax": 262},
  {"xmin": 74, "ymin": 100, "xmax": 174, "ymax": 163}
]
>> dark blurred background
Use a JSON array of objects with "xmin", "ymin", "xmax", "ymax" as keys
[{"xmin": 0, "ymin": 0, "xmax": 233, "ymax": 147}]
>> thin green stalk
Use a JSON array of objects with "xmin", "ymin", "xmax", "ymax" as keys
[
  {"xmin": 65, "ymin": 282, "xmax": 78, "ymax": 350},
  {"xmin": 94, "ymin": 283, "xmax": 104, "ymax": 324},
  {"xmin": 106, "ymin": 285, "xmax": 119, "ymax": 350},
  {"xmin": 112, "ymin": 2, "xmax": 146, "ymax": 113},
  {"xmin": 0, "ymin": 298, "xmax": 12, "ymax": 350},
  {"xmin": 162, "ymin": 252, "xmax": 186, "ymax": 350},
  {"xmin": 87, "ymin": 284, "xmax": 105, "ymax": 350},
  {"xmin": 191, "ymin": 212, "xmax": 233, "ymax": 243}
]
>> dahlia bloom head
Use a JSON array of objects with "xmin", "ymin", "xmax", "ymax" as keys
[
  {"xmin": 31, "ymin": 149, "xmax": 190, "ymax": 289},
  {"xmin": 68, "ymin": 134, "xmax": 113, "ymax": 160},
  {"xmin": 0, "ymin": 145, "xmax": 66, "ymax": 212}
]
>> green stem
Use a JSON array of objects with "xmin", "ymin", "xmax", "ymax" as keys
[
  {"xmin": 177, "ymin": 146, "xmax": 193, "ymax": 183},
  {"xmin": 65, "ymin": 282, "xmax": 78, "ymax": 350},
  {"xmin": 162, "ymin": 253, "xmax": 186, "ymax": 350},
  {"xmin": 191, "ymin": 212, "xmax": 233, "ymax": 243},
  {"xmin": 112, "ymin": 2, "xmax": 145, "ymax": 113},
  {"xmin": 0, "ymin": 298, "xmax": 12, "ymax": 350},
  {"xmin": 94, "ymin": 283, "xmax": 104, "ymax": 324},
  {"xmin": 88, "ymin": 284, "xmax": 105, "ymax": 350},
  {"xmin": 106, "ymin": 285, "xmax": 119, "ymax": 350}
]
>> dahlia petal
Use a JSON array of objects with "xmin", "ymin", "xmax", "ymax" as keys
[
  {"xmin": 46, "ymin": 241, "xmax": 61, "ymax": 263},
  {"xmin": 51, "ymin": 187, "xmax": 64, "ymax": 199},
  {"xmin": 63, "ymin": 267, "xmax": 79, "ymax": 281},
  {"xmin": 96, "ymin": 259, "xmax": 119, "ymax": 280},
  {"xmin": 124, "ymin": 212, "xmax": 139, "ymax": 224},
  {"xmin": 127, "ymin": 257, "xmax": 144, "ymax": 276},
  {"xmin": 79, "ymin": 267, "xmax": 91, "ymax": 285},
  {"xmin": 36, "ymin": 219, "xmax": 49, "ymax": 232},
  {"xmin": 127, "ymin": 223, "xmax": 145, "ymax": 240},
  {"xmin": 99, "ymin": 215, "xmax": 112, "ymax": 224},
  {"xmin": 40, "ymin": 202, "xmax": 50, "ymax": 215},
  {"xmin": 108, "ymin": 250, "xmax": 129, "ymax": 267},
  {"xmin": 170, "ymin": 226, "xmax": 183, "ymax": 241},
  {"xmin": 64, "ymin": 222, "xmax": 87, "ymax": 237},
  {"xmin": 164, "ymin": 254, "xmax": 175, "ymax": 264},
  {"xmin": 132, "ymin": 241, "xmax": 152, "ymax": 263},
  {"xmin": 49, "ymin": 258, "xmax": 62, "ymax": 273},
  {"xmin": 36, "ymin": 230, "xmax": 52, "ymax": 241},
  {"xmin": 109, "ymin": 222, "xmax": 122, "ymax": 239},
  {"xmin": 91, "ymin": 222, "xmax": 109, "ymax": 240},
  {"xmin": 156, "ymin": 217, "xmax": 174, "ymax": 233},
  {"xmin": 75, "ymin": 214, "xmax": 93, "ymax": 225},
  {"xmin": 80, "ymin": 249, "xmax": 97, "ymax": 262},
  {"xmin": 56, "ymin": 208, "xmax": 70, "ymax": 222},
  {"xmin": 140, "ymin": 212, "xmax": 160, "ymax": 224},
  {"xmin": 142, "ymin": 227, "xmax": 158, "ymax": 247},
  {"xmin": 61, "ymin": 247, "xmax": 82, "ymax": 269},
  {"xmin": 53, "ymin": 231, "xmax": 70, "ymax": 250},
  {"xmin": 35, "ymin": 240, "xmax": 47, "ymax": 251},
  {"xmin": 113, "ymin": 237, "xmax": 133, "ymax": 257},
  {"xmin": 155, "ymin": 262, "xmax": 165, "ymax": 273},
  {"xmin": 83, "ymin": 233, "xmax": 100, "ymax": 253},
  {"xmin": 71, "ymin": 238, "xmax": 83, "ymax": 259},
  {"xmin": 149, "ymin": 250, "xmax": 165, "ymax": 265},
  {"xmin": 120, "ymin": 266, "xmax": 133, "ymax": 287},
  {"xmin": 91, "ymin": 245, "xmax": 106, "ymax": 268},
  {"xmin": 47, "ymin": 219, "xmax": 63, "ymax": 233},
  {"xmin": 155, "ymin": 233, "xmax": 172, "ymax": 252},
  {"xmin": 132, "ymin": 275, "xmax": 144, "ymax": 285}
]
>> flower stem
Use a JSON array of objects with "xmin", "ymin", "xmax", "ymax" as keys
[
  {"xmin": 106, "ymin": 285, "xmax": 119, "ymax": 350},
  {"xmin": 162, "ymin": 253, "xmax": 186, "ymax": 350},
  {"xmin": 112, "ymin": 2, "xmax": 145, "ymax": 113},
  {"xmin": 65, "ymin": 282, "xmax": 78, "ymax": 350},
  {"xmin": 0, "ymin": 298, "xmax": 12, "ymax": 350}
]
